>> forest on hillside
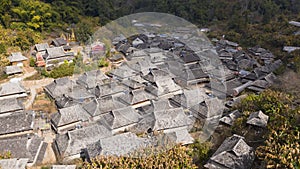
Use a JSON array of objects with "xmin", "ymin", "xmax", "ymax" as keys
[{"xmin": 0, "ymin": 0, "xmax": 300, "ymax": 69}]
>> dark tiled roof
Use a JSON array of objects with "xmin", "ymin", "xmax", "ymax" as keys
[
  {"xmin": 205, "ymin": 135, "xmax": 254, "ymax": 169},
  {"xmin": 0, "ymin": 98, "xmax": 23, "ymax": 114},
  {"xmin": 51, "ymin": 104, "xmax": 90, "ymax": 127},
  {"xmin": 0, "ymin": 111, "xmax": 34, "ymax": 135},
  {"xmin": 8, "ymin": 52, "xmax": 27, "ymax": 62}
]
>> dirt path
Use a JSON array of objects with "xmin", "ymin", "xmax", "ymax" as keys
[{"xmin": 22, "ymin": 78, "xmax": 54, "ymax": 109}]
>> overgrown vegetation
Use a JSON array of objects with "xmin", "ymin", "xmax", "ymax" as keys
[
  {"xmin": 42, "ymin": 61, "xmax": 75, "ymax": 79},
  {"xmin": 0, "ymin": 151, "xmax": 11, "ymax": 159},
  {"xmin": 79, "ymin": 145, "xmax": 197, "ymax": 169},
  {"xmin": 233, "ymin": 90, "xmax": 300, "ymax": 169}
]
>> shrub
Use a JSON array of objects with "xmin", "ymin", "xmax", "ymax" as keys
[
  {"xmin": 236, "ymin": 90, "xmax": 300, "ymax": 169},
  {"xmin": 80, "ymin": 145, "xmax": 197, "ymax": 169},
  {"xmin": 98, "ymin": 58, "xmax": 109, "ymax": 68},
  {"xmin": 29, "ymin": 57, "xmax": 36, "ymax": 67},
  {"xmin": 0, "ymin": 151, "xmax": 11, "ymax": 159},
  {"xmin": 42, "ymin": 62, "xmax": 75, "ymax": 78}
]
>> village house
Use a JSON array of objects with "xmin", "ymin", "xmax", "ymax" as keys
[
  {"xmin": 55, "ymin": 86, "xmax": 95, "ymax": 109},
  {"xmin": 0, "ymin": 98, "xmax": 23, "ymax": 116},
  {"xmin": 118, "ymin": 88, "xmax": 155, "ymax": 108},
  {"xmin": 0, "ymin": 111, "xmax": 34, "ymax": 138},
  {"xmin": 77, "ymin": 70, "xmax": 109, "ymax": 90},
  {"xmin": 0, "ymin": 135, "xmax": 48, "ymax": 166},
  {"xmin": 135, "ymin": 106, "xmax": 193, "ymax": 134},
  {"xmin": 82, "ymin": 96, "xmax": 126, "ymax": 121},
  {"xmin": 204, "ymin": 134, "xmax": 255, "ymax": 169},
  {"xmin": 220, "ymin": 110, "xmax": 242, "ymax": 126},
  {"xmin": 99, "ymin": 106, "xmax": 141, "ymax": 134},
  {"xmin": 128, "ymin": 59, "xmax": 157, "ymax": 76},
  {"xmin": 0, "ymin": 158, "xmax": 28, "ymax": 169},
  {"xmin": 52, "ymin": 123, "xmax": 112, "ymax": 161},
  {"xmin": 0, "ymin": 81, "xmax": 28, "ymax": 100},
  {"xmin": 51, "ymin": 104, "xmax": 91, "ymax": 134},
  {"xmin": 44, "ymin": 47, "xmax": 74, "ymax": 70},
  {"xmin": 85, "ymin": 132, "xmax": 150, "ymax": 158},
  {"xmin": 8, "ymin": 52, "xmax": 28, "ymax": 67},
  {"xmin": 44, "ymin": 77, "xmax": 77, "ymax": 100},
  {"xmin": 126, "ymin": 49, "xmax": 148, "ymax": 61},
  {"xmin": 34, "ymin": 43, "xmax": 50, "ymax": 53},
  {"xmin": 4, "ymin": 65, "xmax": 23, "ymax": 75},
  {"xmin": 121, "ymin": 78, "xmax": 145, "ymax": 90},
  {"xmin": 94, "ymin": 81, "xmax": 127, "ymax": 98},
  {"xmin": 142, "ymin": 69, "xmax": 182, "ymax": 98},
  {"xmin": 170, "ymin": 88, "xmax": 209, "ymax": 119},
  {"xmin": 162, "ymin": 128, "xmax": 194, "ymax": 145},
  {"xmin": 108, "ymin": 53, "xmax": 124, "ymax": 64},
  {"xmin": 108, "ymin": 63, "xmax": 139, "ymax": 79},
  {"xmin": 246, "ymin": 110, "xmax": 269, "ymax": 128},
  {"xmin": 50, "ymin": 38, "xmax": 72, "ymax": 52}
]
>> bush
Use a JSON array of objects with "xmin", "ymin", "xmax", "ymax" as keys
[
  {"xmin": 80, "ymin": 145, "xmax": 197, "ymax": 169},
  {"xmin": 236, "ymin": 90, "xmax": 300, "ymax": 169},
  {"xmin": 48, "ymin": 62, "xmax": 74, "ymax": 78},
  {"xmin": 0, "ymin": 151, "xmax": 11, "ymax": 159},
  {"xmin": 40, "ymin": 62, "xmax": 75, "ymax": 79},
  {"xmin": 98, "ymin": 58, "xmax": 109, "ymax": 68},
  {"xmin": 29, "ymin": 57, "xmax": 35, "ymax": 67}
]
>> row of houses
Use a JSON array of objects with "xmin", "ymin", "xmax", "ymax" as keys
[
  {"xmin": 0, "ymin": 81, "xmax": 49, "ymax": 167},
  {"xmin": 0, "ymin": 24, "xmax": 281, "ymax": 168},
  {"xmin": 41, "ymin": 27, "xmax": 282, "ymax": 166},
  {"xmin": 3, "ymin": 52, "xmax": 28, "ymax": 76},
  {"xmin": 33, "ymin": 38, "xmax": 75, "ymax": 70}
]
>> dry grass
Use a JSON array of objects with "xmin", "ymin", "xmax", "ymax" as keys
[{"xmin": 31, "ymin": 93, "xmax": 57, "ymax": 114}]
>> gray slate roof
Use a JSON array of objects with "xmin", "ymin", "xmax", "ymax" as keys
[
  {"xmin": 143, "ymin": 69, "xmax": 172, "ymax": 82},
  {"xmin": 5, "ymin": 65, "xmax": 22, "ymax": 75},
  {"xmin": 51, "ymin": 104, "xmax": 90, "ymax": 128},
  {"xmin": 220, "ymin": 110, "xmax": 241, "ymax": 126},
  {"xmin": 51, "ymin": 38, "xmax": 67, "ymax": 47},
  {"xmin": 171, "ymin": 88, "xmax": 208, "ymax": 108},
  {"xmin": 289, "ymin": 21, "xmax": 300, "ymax": 27},
  {"xmin": 101, "ymin": 107, "xmax": 141, "ymax": 130},
  {"xmin": 0, "ymin": 158, "xmax": 28, "ymax": 169},
  {"xmin": 8, "ymin": 52, "xmax": 27, "ymax": 62},
  {"xmin": 77, "ymin": 70, "xmax": 108, "ymax": 89},
  {"xmin": 53, "ymin": 123, "xmax": 112, "ymax": 157},
  {"xmin": 83, "ymin": 96, "xmax": 126, "ymax": 117},
  {"xmin": 94, "ymin": 82, "xmax": 127, "ymax": 98},
  {"xmin": 153, "ymin": 107, "xmax": 193, "ymax": 131},
  {"xmin": 46, "ymin": 47, "xmax": 66, "ymax": 59},
  {"xmin": 35, "ymin": 43, "xmax": 50, "ymax": 52},
  {"xmin": 164, "ymin": 129, "xmax": 194, "ymax": 145},
  {"xmin": 44, "ymin": 77, "xmax": 76, "ymax": 99},
  {"xmin": 128, "ymin": 59, "xmax": 157, "ymax": 75},
  {"xmin": 51, "ymin": 165, "xmax": 76, "ymax": 169},
  {"xmin": 205, "ymin": 135, "xmax": 255, "ymax": 169},
  {"xmin": 246, "ymin": 110, "xmax": 269, "ymax": 128},
  {"xmin": 0, "ymin": 82, "xmax": 26, "ymax": 97},
  {"xmin": 0, "ymin": 98, "xmax": 23, "ymax": 114},
  {"xmin": 0, "ymin": 135, "xmax": 46, "ymax": 163},
  {"xmin": 87, "ymin": 132, "xmax": 150, "ymax": 157},
  {"xmin": 0, "ymin": 111, "xmax": 34, "ymax": 135},
  {"xmin": 109, "ymin": 63, "xmax": 138, "ymax": 79},
  {"xmin": 136, "ymin": 107, "xmax": 193, "ymax": 133},
  {"xmin": 145, "ymin": 78, "xmax": 181, "ymax": 97},
  {"xmin": 121, "ymin": 78, "xmax": 145, "ymax": 89},
  {"xmin": 118, "ymin": 88, "xmax": 154, "ymax": 105}
]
